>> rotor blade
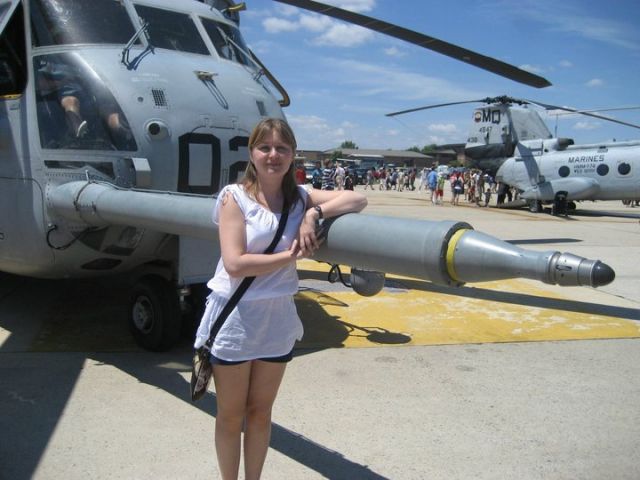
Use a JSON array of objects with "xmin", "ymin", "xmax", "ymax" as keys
[
  {"xmin": 525, "ymin": 99, "xmax": 640, "ymax": 130},
  {"xmin": 552, "ymin": 106, "xmax": 640, "ymax": 116},
  {"xmin": 386, "ymin": 99, "xmax": 488, "ymax": 117},
  {"xmin": 385, "ymin": 95, "xmax": 529, "ymax": 117},
  {"xmin": 273, "ymin": 0, "xmax": 552, "ymax": 88},
  {"xmin": 515, "ymin": 142, "xmax": 543, "ymax": 187}
]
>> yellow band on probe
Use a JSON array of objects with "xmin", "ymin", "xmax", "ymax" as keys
[{"xmin": 446, "ymin": 228, "xmax": 470, "ymax": 283}]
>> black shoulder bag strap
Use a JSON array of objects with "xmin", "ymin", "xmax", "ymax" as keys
[{"xmin": 203, "ymin": 200, "xmax": 290, "ymax": 351}]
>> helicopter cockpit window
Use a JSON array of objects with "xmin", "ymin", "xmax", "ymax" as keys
[
  {"xmin": 201, "ymin": 18, "xmax": 251, "ymax": 65},
  {"xmin": 0, "ymin": 4, "xmax": 10, "ymax": 24},
  {"xmin": 134, "ymin": 5, "xmax": 209, "ymax": 55},
  {"xmin": 34, "ymin": 53, "xmax": 137, "ymax": 151},
  {"xmin": 0, "ymin": 1, "xmax": 27, "ymax": 97},
  {"xmin": 30, "ymin": 0, "xmax": 137, "ymax": 46}
]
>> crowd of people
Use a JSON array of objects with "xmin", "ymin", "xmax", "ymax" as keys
[
  {"xmin": 295, "ymin": 161, "xmax": 519, "ymax": 208},
  {"xmin": 295, "ymin": 159, "xmax": 357, "ymax": 191}
]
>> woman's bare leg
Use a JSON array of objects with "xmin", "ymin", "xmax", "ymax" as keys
[
  {"xmin": 212, "ymin": 362, "xmax": 252, "ymax": 480},
  {"xmin": 243, "ymin": 361, "xmax": 287, "ymax": 480}
]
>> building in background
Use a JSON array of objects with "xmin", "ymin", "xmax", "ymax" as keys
[{"xmin": 321, "ymin": 148, "xmax": 434, "ymax": 169}]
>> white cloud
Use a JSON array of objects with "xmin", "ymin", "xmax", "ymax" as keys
[
  {"xmin": 586, "ymin": 78, "xmax": 604, "ymax": 87},
  {"xmin": 263, "ymin": 17, "xmax": 299, "ymax": 34},
  {"xmin": 501, "ymin": 0, "xmax": 640, "ymax": 51},
  {"xmin": 573, "ymin": 121, "xmax": 600, "ymax": 130},
  {"xmin": 327, "ymin": 58, "xmax": 482, "ymax": 102},
  {"xmin": 261, "ymin": 0, "xmax": 377, "ymax": 48},
  {"xmin": 312, "ymin": 24, "xmax": 374, "ymax": 47},
  {"xmin": 383, "ymin": 46, "xmax": 407, "ymax": 57},
  {"xmin": 274, "ymin": 4, "xmax": 300, "ymax": 17},
  {"xmin": 559, "ymin": 59, "xmax": 573, "ymax": 68},
  {"xmin": 299, "ymin": 13, "xmax": 333, "ymax": 32},
  {"xmin": 428, "ymin": 123, "xmax": 458, "ymax": 134},
  {"xmin": 325, "ymin": 0, "xmax": 377, "ymax": 12},
  {"xmin": 286, "ymin": 114, "xmax": 350, "ymax": 149},
  {"xmin": 246, "ymin": 39, "xmax": 273, "ymax": 55},
  {"xmin": 519, "ymin": 64, "xmax": 545, "ymax": 74}
]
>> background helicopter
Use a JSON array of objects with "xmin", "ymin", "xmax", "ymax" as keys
[
  {"xmin": 2, "ymin": 0, "xmax": 613, "ymax": 352},
  {"xmin": 387, "ymin": 96, "xmax": 640, "ymax": 215}
]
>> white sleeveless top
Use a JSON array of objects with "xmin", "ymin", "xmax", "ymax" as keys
[
  {"xmin": 206, "ymin": 184, "xmax": 309, "ymax": 300},
  {"xmin": 193, "ymin": 184, "xmax": 309, "ymax": 360}
]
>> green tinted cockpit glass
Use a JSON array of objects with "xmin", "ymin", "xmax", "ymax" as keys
[
  {"xmin": 134, "ymin": 4, "xmax": 209, "ymax": 55},
  {"xmin": 31, "ymin": 0, "xmax": 137, "ymax": 46},
  {"xmin": 201, "ymin": 17, "xmax": 250, "ymax": 65},
  {"xmin": 34, "ymin": 53, "xmax": 137, "ymax": 151}
]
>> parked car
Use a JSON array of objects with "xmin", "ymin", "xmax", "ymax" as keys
[
  {"xmin": 304, "ymin": 165, "xmax": 317, "ymax": 184},
  {"xmin": 354, "ymin": 168, "xmax": 370, "ymax": 185}
]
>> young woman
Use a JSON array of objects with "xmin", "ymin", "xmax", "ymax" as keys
[{"xmin": 194, "ymin": 118, "xmax": 367, "ymax": 480}]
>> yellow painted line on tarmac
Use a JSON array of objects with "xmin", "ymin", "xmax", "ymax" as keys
[{"xmin": 294, "ymin": 259, "xmax": 640, "ymax": 349}]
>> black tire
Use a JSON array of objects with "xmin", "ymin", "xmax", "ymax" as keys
[
  {"xmin": 129, "ymin": 276, "xmax": 181, "ymax": 351},
  {"xmin": 181, "ymin": 283, "xmax": 208, "ymax": 338},
  {"xmin": 528, "ymin": 200, "xmax": 543, "ymax": 213}
]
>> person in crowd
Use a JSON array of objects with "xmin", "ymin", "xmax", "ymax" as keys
[
  {"xmin": 436, "ymin": 173, "xmax": 446, "ymax": 205},
  {"xmin": 294, "ymin": 161, "xmax": 306, "ymax": 185},
  {"xmin": 418, "ymin": 167, "xmax": 428, "ymax": 191},
  {"xmin": 396, "ymin": 169, "xmax": 405, "ymax": 192},
  {"xmin": 409, "ymin": 168, "xmax": 417, "ymax": 191},
  {"xmin": 364, "ymin": 167, "xmax": 376, "ymax": 190},
  {"xmin": 451, "ymin": 173, "xmax": 464, "ymax": 205},
  {"xmin": 334, "ymin": 162, "xmax": 345, "ymax": 190},
  {"xmin": 344, "ymin": 170, "xmax": 354, "ymax": 190},
  {"xmin": 483, "ymin": 178, "xmax": 492, "ymax": 207},
  {"xmin": 311, "ymin": 162, "xmax": 322, "ymax": 189},
  {"xmin": 427, "ymin": 167, "xmax": 438, "ymax": 204},
  {"xmin": 388, "ymin": 169, "xmax": 397, "ymax": 190},
  {"xmin": 321, "ymin": 159, "xmax": 335, "ymax": 190},
  {"xmin": 496, "ymin": 181, "xmax": 508, "ymax": 205},
  {"xmin": 473, "ymin": 171, "xmax": 484, "ymax": 206}
]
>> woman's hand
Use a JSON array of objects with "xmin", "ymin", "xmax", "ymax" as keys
[{"xmin": 297, "ymin": 209, "xmax": 321, "ymax": 257}]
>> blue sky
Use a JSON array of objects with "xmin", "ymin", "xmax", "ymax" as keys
[{"xmin": 239, "ymin": 0, "xmax": 640, "ymax": 151}]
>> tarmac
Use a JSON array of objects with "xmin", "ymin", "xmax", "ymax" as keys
[{"xmin": 1, "ymin": 187, "xmax": 639, "ymax": 480}]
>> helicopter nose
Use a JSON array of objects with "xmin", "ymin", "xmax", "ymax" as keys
[{"xmin": 591, "ymin": 261, "xmax": 616, "ymax": 287}]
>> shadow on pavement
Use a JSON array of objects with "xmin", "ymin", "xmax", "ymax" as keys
[{"xmin": 0, "ymin": 274, "xmax": 389, "ymax": 479}]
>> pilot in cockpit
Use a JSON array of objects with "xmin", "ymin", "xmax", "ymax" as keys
[
  {"xmin": 36, "ymin": 59, "xmax": 88, "ymax": 139},
  {"xmin": 35, "ymin": 56, "xmax": 134, "ymax": 151}
]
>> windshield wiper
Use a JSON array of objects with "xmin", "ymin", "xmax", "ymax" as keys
[{"xmin": 121, "ymin": 20, "xmax": 153, "ymax": 68}]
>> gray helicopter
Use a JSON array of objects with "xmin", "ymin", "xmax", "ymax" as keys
[
  {"xmin": 387, "ymin": 96, "xmax": 640, "ymax": 215},
  {"xmin": 0, "ymin": 0, "xmax": 614, "ymax": 351}
]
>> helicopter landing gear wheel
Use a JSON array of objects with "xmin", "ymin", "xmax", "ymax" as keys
[
  {"xmin": 129, "ymin": 276, "xmax": 180, "ymax": 351},
  {"xmin": 552, "ymin": 193, "xmax": 568, "ymax": 216},
  {"xmin": 181, "ymin": 283, "xmax": 208, "ymax": 338},
  {"xmin": 528, "ymin": 200, "xmax": 543, "ymax": 213}
]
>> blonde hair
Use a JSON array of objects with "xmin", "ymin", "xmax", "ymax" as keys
[{"xmin": 240, "ymin": 118, "xmax": 300, "ymax": 209}]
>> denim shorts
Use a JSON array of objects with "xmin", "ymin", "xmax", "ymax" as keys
[{"xmin": 209, "ymin": 349, "xmax": 294, "ymax": 366}]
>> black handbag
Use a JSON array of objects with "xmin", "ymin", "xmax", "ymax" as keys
[{"xmin": 190, "ymin": 200, "xmax": 290, "ymax": 401}]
